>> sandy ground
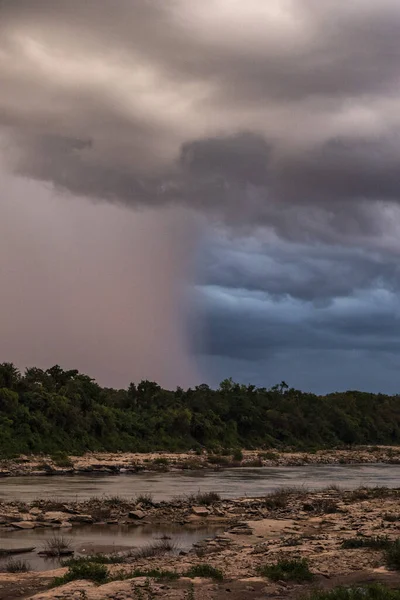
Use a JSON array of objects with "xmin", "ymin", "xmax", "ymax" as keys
[{"xmin": 1, "ymin": 485, "xmax": 400, "ymax": 599}]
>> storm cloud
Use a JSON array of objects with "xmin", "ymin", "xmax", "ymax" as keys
[{"xmin": 1, "ymin": 0, "xmax": 400, "ymax": 390}]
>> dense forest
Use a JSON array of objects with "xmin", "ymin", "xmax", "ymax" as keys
[{"xmin": 0, "ymin": 362, "xmax": 399, "ymax": 457}]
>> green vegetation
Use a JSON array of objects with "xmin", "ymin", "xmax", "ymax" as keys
[
  {"xmin": 1, "ymin": 363, "xmax": 400, "ymax": 456},
  {"xmin": 185, "ymin": 564, "xmax": 223, "ymax": 581},
  {"xmin": 385, "ymin": 539, "xmax": 400, "ymax": 570},
  {"xmin": 341, "ymin": 536, "xmax": 391, "ymax": 550},
  {"xmin": 258, "ymin": 558, "xmax": 314, "ymax": 582},
  {"xmin": 341, "ymin": 537, "xmax": 400, "ymax": 571},
  {"xmin": 127, "ymin": 569, "xmax": 180, "ymax": 580},
  {"xmin": 303, "ymin": 584, "xmax": 400, "ymax": 600},
  {"xmin": 63, "ymin": 554, "xmax": 122, "ymax": 567},
  {"xmin": 53, "ymin": 561, "xmax": 109, "ymax": 585}
]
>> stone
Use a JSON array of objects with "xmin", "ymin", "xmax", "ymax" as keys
[
  {"xmin": 43, "ymin": 511, "xmax": 70, "ymax": 523},
  {"xmin": 191, "ymin": 506, "xmax": 210, "ymax": 516},
  {"xmin": 69, "ymin": 514, "xmax": 94, "ymax": 524},
  {"xmin": 129, "ymin": 510, "xmax": 145, "ymax": 520},
  {"xmin": 29, "ymin": 507, "xmax": 42, "ymax": 516},
  {"xmin": 11, "ymin": 521, "xmax": 36, "ymax": 529}
]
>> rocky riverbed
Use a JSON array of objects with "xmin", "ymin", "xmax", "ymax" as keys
[
  {"xmin": 1, "ymin": 485, "xmax": 400, "ymax": 599},
  {"xmin": 1, "ymin": 446, "xmax": 400, "ymax": 478}
]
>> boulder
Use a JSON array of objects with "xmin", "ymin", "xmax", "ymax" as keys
[
  {"xmin": 129, "ymin": 510, "xmax": 145, "ymax": 520},
  {"xmin": 191, "ymin": 506, "xmax": 210, "ymax": 516},
  {"xmin": 69, "ymin": 514, "xmax": 94, "ymax": 524},
  {"xmin": 43, "ymin": 511, "xmax": 70, "ymax": 523}
]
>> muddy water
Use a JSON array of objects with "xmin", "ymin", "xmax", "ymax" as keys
[
  {"xmin": 0, "ymin": 523, "xmax": 221, "ymax": 571},
  {"xmin": 0, "ymin": 464, "xmax": 400, "ymax": 503}
]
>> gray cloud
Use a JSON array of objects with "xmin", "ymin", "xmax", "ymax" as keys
[
  {"xmin": 2, "ymin": 0, "xmax": 400, "ymax": 229},
  {"xmin": 2, "ymin": 0, "xmax": 400, "ymax": 390}
]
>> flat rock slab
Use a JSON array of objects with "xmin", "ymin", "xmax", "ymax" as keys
[
  {"xmin": 43, "ymin": 511, "xmax": 70, "ymax": 523},
  {"xmin": 129, "ymin": 510, "xmax": 145, "ymax": 520},
  {"xmin": 192, "ymin": 506, "xmax": 210, "ymax": 516},
  {"xmin": 11, "ymin": 521, "xmax": 36, "ymax": 529}
]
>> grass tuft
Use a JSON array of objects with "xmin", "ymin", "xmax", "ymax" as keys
[
  {"xmin": 4, "ymin": 558, "xmax": 31, "ymax": 573},
  {"xmin": 304, "ymin": 584, "xmax": 400, "ymax": 599},
  {"xmin": 185, "ymin": 564, "xmax": 223, "ymax": 581},
  {"xmin": 258, "ymin": 558, "xmax": 314, "ymax": 582}
]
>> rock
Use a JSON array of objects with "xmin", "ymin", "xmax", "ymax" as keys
[
  {"xmin": 43, "ymin": 511, "xmax": 70, "ymax": 523},
  {"xmin": 29, "ymin": 507, "xmax": 42, "ymax": 516},
  {"xmin": 11, "ymin": 521, "xmax": 36, "ymax": 529},
  {"xmin": 191, "ymin": 506, "xmax": 210, "ymax": 516},
  {"xmin": 69, "ymin": 514, "xmax": 94, "ymax": 524},
  {"xmin": 129, "ymin": 510, "xmax": 145, "ymax": 520}
]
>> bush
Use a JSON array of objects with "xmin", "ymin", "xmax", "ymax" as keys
[
  {"xmin": 264, "ymin": 486, "xmax": 307, "ymax": 509},
  {"xmin": 232, "ymin": 449, "xmax": 243, "ymax": 461},
  {"xmin": 43, "ymin": 535, "xmax": 73, "ymax": 556},
  {"xmin": 135, "ymin": 493, "xmax": 153, "ymax": 507},
  {"xmin": 53, "ymin": 562, "xmax": 109, "ymax": 586},
  {"xmin": 341, "ymin": 536, "xmax": 391, "ymax": 550},
  {"xmin": 5, "ymin": 559, "xmax": 31, "ymax": 573},
  {"xmin": 189, "ymin": 491, "xmax": 221, "ymax": 506},
  {"xmin": 304, "ymin": 584, "xmax": 400, "ymax": 600},
  {"xmin": 385, "ymin": 539, "xmax": 400, "ymax": 570},
  {"xmin": 258, "ymin": 558, "xmax": 314, "ymax": 582},
  {"xmin": 51, "ymin": 452, "xmax": 73, "ymax": 468},
  {"xmin": 131, "ymin": 539, "xmax": 176, "ymax": 559},
  {"xmin": 185, "ymin": 564, "xmax": 223, "ymax": 581}
]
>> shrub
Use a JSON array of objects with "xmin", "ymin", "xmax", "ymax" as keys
[
  {"xmin": 232, "ymin": 449, "xmax": 243, "ymax": 461},
  {"xmin": 348, "ymin": 486, "xmax": 392, "ymax": 502},
  {"xmin": 189, "ymin": 491, "xmax": 221, "ymax": 506},
  {"xmin": 153, "ymin": 457, "xmax": 169, "ymax": 465},
  {"xmin": 135, "ymin": 493, "xmax": 153, "ymax": 507},
  {"xmin": 264, "ymin": 486, "xmax": 307, "ymax": 509},
  {"xmin": 341, "ymin": 536, "xmax": 391, "ymax": 550},
  {"xmin": 185, "ymin": 564, "xmax": 223, "ymax": 581},
  {"xmin": 383, "ymin": 513, "xmax": 400, "ymax": 523},
  {"xmin": 260, "ymin": 451, "xmax": 278, "ymax": 460},
  {"xmin": 5, "ymin": 559, "xmax": 31, "ymax": 573},
  {"xmin": 385, "ymin": 539, "xmax": 400, "ymax": 570},
  {"xmin": 304, "ymin": 584, "xmax": 400, "ymax": 600},
  {"xmin": 53, "ymin": 562, "xmax": 109, "ymax": 586},
  {"xmin": 131, "ymin": 539, "xmax": 176, "ymax": 559},
  {"xmin": 43, "ymin": 535, "xmax": 73, "ymax": 556},
  {"xmin": 258, "ymin": 558, "xmax": 314, "ymax": 582},
  {"xmin": 51, "ymin": 452, "xmax": 73, "ymax": 468},
  {"xmin": 102, "ymin": 495, "xmax": 130, "ymax": 509}
]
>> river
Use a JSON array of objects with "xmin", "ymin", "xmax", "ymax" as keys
[{"xmin": 1, "ymin": 464, "xmax": 399, "ymax": 503}]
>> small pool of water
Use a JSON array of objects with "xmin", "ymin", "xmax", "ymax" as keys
[{"xmin": 0, "ymin": 523, "xmax": 222, "ymax": 572}]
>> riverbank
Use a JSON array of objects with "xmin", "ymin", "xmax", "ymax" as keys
[
  {"xmin": 2, "ymin": 485, "xmax": 400, "ymax": 599},
  {"xmin": 1, "ymin": 446, "xmax": 400, "ymax": 478}
]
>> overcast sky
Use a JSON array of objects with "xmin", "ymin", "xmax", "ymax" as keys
[{"xmin": 2, "ymin": 0, "xmax": 400, "ymax": 392}]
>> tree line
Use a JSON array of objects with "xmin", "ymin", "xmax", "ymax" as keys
[{"xmin": 0, "ymin": 362, "xmax": 399, "ymax": 457}]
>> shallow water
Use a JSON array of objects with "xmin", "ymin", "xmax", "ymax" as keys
[
  {"xmin": 0, "ymin": 523, "xmax": 221, "ymax": 571},
  {"xmin": 0, "ymin": 464, "xmax": 399, "ymax": 503}
]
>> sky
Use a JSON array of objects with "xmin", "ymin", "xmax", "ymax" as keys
[{"xmin": 1, "ymin": 0, "xmax": 400, "ymax": 393}]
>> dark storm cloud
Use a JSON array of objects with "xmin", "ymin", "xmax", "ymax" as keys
[
  {"xmin": 2, "ymin": 0, "xmax": 400, "ymax": 390},
  {"xmin": 2, "ymin": 0, "xmax": 400, "ymax": 224},
  {"xmin": 203, "ymin": 240, "xmax": 400, "ymax": 303},
  {"xmin": 204, "ymin": 286, "xmax": 400, "ymax": 361}
]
